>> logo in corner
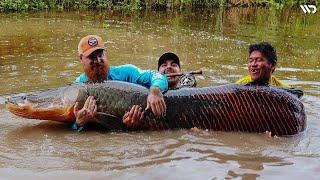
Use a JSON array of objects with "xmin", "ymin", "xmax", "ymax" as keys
[
  {"xmin": 88, "ymin": 37, "xmax": 98, "ymax": 46},
  {"xmin": 300, "ymin": 5, "xmax": 317, "ymax": 14}
]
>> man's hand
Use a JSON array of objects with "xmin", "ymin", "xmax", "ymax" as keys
[
  {"xmin": 146, "ymin": 87, "xmax": 166, "ymax": 117},
  {"xmin": 73, "ymin": 96, "xmax": 97, "ymax": 126},
  {"xmin": 123, "ymin": 105, "xmax": 144, "ymax": 129},
  {"xmin": 264, "ymin": 131, "xmax": 279, "ymax": 139}
]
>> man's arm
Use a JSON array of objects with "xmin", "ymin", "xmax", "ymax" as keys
[
  {"xmin": 72, "ymin": 96, "xmax": 98, "ymax": 131},
  {"xmin": 123, "ymin": 105, "xmax": 166, "ymax": 131},
  {"xmin": 146, "ymin": 86, "xmax": 166, "ymax": 117},
  {"xmin": 70, "ymin": 73, "xmax": 96, "ymax": 131},
  {"xmin": 74, "ymin": 73, "xmax": 88, "ymax": 83},
  {"xmin": 123, "ymin": 105, "xmax": 144, "ymax": 129},
  {"xmin": 116, "ymin": 64, "xmax": 168, "ymax": 117},
  {"xmin": 148, "ymin": 71, "xmax": 168, "ymax": 92},
  {"xmin": 115, "ymin": 64, "xmax": 168, "ymax": 92}
]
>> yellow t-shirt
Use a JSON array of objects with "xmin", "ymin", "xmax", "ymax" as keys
[{"xmin": 236, "ymin": 75, "xmax": 290, "ymax": 88}]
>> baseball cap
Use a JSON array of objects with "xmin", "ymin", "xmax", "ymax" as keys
[
  {"xmin": 78, "ymin": 35, "xmax": 105, "ymax": 56},
  {"xmin": 158, "ymin": 52, "xmax": 180, "ymax": 70}
]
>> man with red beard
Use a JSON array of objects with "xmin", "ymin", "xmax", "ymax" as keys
[
  {"xmin": 236, "ymin": 42, "xmax": 290, "ymax": 88},
  {"xmin": 72, "ymin": 35, "xmax": 168, "ymax": 131}
]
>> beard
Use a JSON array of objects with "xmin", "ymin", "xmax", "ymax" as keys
[
  {"xmin": 83, "ymin": 63, "xmax": 109, "ymax": 83},
  {"xmin": 163, "ymin": 69, "xmax": 180, "ymax": 88},
  {"xmin": 168, "ymin": 77, "xmax": 179, "ymax": 87}
]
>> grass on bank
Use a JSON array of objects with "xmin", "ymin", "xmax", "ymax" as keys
[{"xmin": 0, "ymin": 0, "xmax": 318, "ymax": 11}]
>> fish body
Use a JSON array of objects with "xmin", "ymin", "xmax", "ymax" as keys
[{"xmin": 6, "ymin": 81, "xmax": 306, "ymax": 135}]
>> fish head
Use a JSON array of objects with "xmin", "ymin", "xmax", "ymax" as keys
[{"xmin": 5, "ymin": 84, "xmax": 88, "ymax": 121}]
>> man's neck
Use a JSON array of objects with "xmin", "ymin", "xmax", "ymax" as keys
[{"xmin": 251, "ymin": 78, "xmax": 270, "ymax": 86}]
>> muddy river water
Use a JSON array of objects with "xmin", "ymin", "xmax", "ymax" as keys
[{"xmin": 0, "ymin": 8, "xmax": 319, "ymax": 179}]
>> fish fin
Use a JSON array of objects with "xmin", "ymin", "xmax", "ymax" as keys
[
  {"xmin": 280, "ymin": 88, "xmax": 304, "ymax": 99},
  {"xmin": 95, "ymin": 112, "xmax": 128, "ymax": 131}
]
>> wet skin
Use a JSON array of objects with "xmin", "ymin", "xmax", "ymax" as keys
[{"xmin": 248, "ymin": 50, "xmax": 276, "ymax": 84}]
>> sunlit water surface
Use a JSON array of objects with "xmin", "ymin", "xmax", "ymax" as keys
[{"xmin": 0, "ymin": 8, "xmax": 319, "ymax": 179}]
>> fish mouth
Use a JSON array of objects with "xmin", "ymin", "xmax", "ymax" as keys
[
  {"xmin": 6, "ymin": 99, "xmax": 32, "ymax": 119},
  {"xmin": 5, "ymin": 93, "xmax": 30, "ymax": 115},
  {"xmin": 5, "ymin": 93, "xmax": 75, "ymax": 122},
  {"xmin": 6, "ymin": 93, "xmax": 26, "ymax": 105},
  {"xmin": 5, "ymin": 84, "xmax": 89, "ymax": 122}
]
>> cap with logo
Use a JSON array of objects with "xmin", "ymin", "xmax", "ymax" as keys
[
  {"xmin": 157, "ymin": 52, "xmax": 180, "ymax": 70},
  {"xmin": 78, "ymin": 35, "xmax": 105, "ymax": 56}
]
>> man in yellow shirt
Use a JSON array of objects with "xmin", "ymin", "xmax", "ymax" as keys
[
  {"xmin": 237, "ymin": 42, "xmax": 303, "ymax": 137},
  {"xmin": 236, "ymin": 42, "xmax": 290, "ymax": 88}
]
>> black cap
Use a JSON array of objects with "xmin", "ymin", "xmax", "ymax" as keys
[{"xmin": 158, "ymin": 52, "xmax": 180, "ymax": 70}]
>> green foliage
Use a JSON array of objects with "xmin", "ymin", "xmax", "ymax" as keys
[
  {"xmin": 0, "ymin": 0, "xmax": 317, "ymax": 12},
  {"xmin": 102, "ymin": 21, "xmax": 110, "ymax": 29},
  {"xmin": 264, "ymin": 0, "xmax": 318, "ymax": 8},
  {"xmin": 0, "ymin": 0, "xmax": 43, "ymax": 11}
]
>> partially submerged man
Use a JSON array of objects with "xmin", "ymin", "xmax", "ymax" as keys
[
  {"xmin": 123, "ymin": 52, "xmax": 197, "ymax": 128},
  {"xmin": 72, "ymin": 35, "xmax": 168, "ymax": 131},
  {"xmin": 236, "ymin": 42, "xmax": 302, "ymax": 137},
  {"xmin": 236, "ymin": 42, "xmax": 290, "ymax": 87},
  {"xmin": 157, "ymin": 52, "xmax": 197, "ymax": 89}
]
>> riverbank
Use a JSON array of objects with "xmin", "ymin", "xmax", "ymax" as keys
[{"xmin": 0, "ymin": 0, "xmax": 318, "ymax": 12}]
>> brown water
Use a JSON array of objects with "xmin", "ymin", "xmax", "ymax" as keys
[{"xmin": 0, "ymin": 8, "xmax": 319, "ymax": 179}]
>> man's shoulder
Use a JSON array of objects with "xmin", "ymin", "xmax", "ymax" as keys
[
  {"xmin": 235, "ymin": 75, "xmax": 290, "ymax": 88},
  {"xmin": 236, "ymin": 75, "xmax": 251, "ymax": 83},
  {"xmin": 108, "ymin": 64, "xmax": 143, "ymax": 81},
  {"xmin": 74, "ymin": 73, "xmax": 87, "ymax": 83},
  {"xmin": 270, "ymin": 76, "xmax": 290, "ymax": 88},
  {"xmin": 110, "ymin": 64, "xmax": 150, "ymax": 75},
  {"xmin": 111, "ymin": 64, "xmax": 138, "ymax": 70}
]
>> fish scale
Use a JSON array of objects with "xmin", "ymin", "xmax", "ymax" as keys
[{"xmin": 6, "ymin": 81, "xmax": 306, "ymax": 136}]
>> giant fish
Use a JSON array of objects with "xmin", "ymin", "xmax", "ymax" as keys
[{"xmin": 5, "ymin": 81, "xmax": 306, "ymax": 136}]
